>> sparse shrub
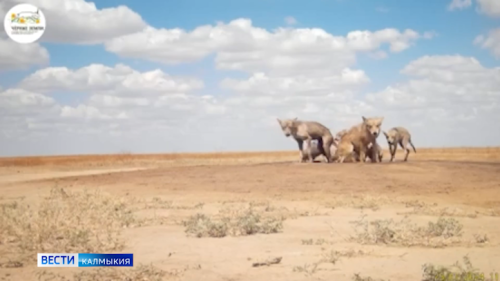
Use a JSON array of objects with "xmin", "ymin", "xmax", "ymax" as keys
[
  {"xmin": 326, "ymin": 194, "xmax": 387, "ymax": 211},
  {"xmin": 302, "ymin": 239, "xmax": 314, "ymax": 245},
  {"xmin": 474, "ymin": 234, "xmax": 489, "ymax": 244},
  {"xmin": 142, "ymin": 197, "xmax": 204, "ymax": 210},
  {"xmin": 400, "ymin": 202, "xmax": 480, "ymax": 218},
  {"xmin": 352, "ymin": 273, "xmax": 389, "ymax": 281},
  {"xmin": 183, "ymin": 214, "xmax": 229, "ymax": 238},
  {"xmin": 424, "ymin": 217, "xmax": 463, "ymax": 238},
  {"xmin": 292, "ymin": 248, "xmax": 341, "ymax": 276},
  {"xmin": 183, "ymin": 207, "xmax": 283, "ymax": 238},
  {"xmin": 315, "ymin": 238, "xmax": 327, "ymax": 245},
  {"xmin": 35, "ymin": 263, "xmax": 176, "ymax": 281},
  {"xmin": 320, "ymin": 249, "xmax": 339, "ymax": 265},
  {"xmin": 350, "ymin": 216, "xmax": 466, "ymax": 247},
  {"xmin": 0, "ymin": 187, "xmax": 136, "ymax": 264},
  {"xmin": 422, "ymin": 255, "xmax": 493, "ymax": 281},
  {"xmin": 73, "ymin": 263, "xmax": 173, "ymax": 281},
  {"xmin": 293, "ymin": 263, "xmax": 320, "ymax": 276},
  {"xmin": 301, "ymin": 238, "xmax": 327, "ymax": 245}
]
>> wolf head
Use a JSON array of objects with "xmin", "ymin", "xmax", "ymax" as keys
[
  {"xmin": 334, "ymin": 129, "xmax": 348, "ymax": 142},
  {"xmin": 277, "ymin": 118, "xmax": 298, "ymax": 137},
  {"xmin": 362, "ymin": 116, "xmax": 384, "ymax": 138},
  {"xmin": 383, "ymin": 130, "xmax": 396, "ymax": 144}
]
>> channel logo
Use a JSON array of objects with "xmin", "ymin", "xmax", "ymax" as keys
[{"xmin": 37, "ymin": 253, "xmax": 133, "ymax": 267}]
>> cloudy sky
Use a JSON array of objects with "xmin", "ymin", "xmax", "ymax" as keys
[{"xmin": 0, "ymin": 0, "xmax": 499, "ymax": 156}]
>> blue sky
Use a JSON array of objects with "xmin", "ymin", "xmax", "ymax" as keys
[
  {"xmin": 1, "ymin": 0, "xmax": 499, "ymax": 156},
  {"xmin": 3, "ymin": 0, "xmax": 498, "ymax": 98}
]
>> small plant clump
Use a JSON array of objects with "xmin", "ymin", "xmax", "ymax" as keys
[
  {"xmin": 183, "ymin": 207, "xmax": 284, "ymax": 238},
  {"xmin": 350, "ymin": 216, "xmax": 465, "ymax": 247},
  {"xmin": 352, "ymin": 273, "xmax": 390, "ymax": 281},
  {"xmin": 422, "ymin": 255, "xmax": 495, "ymax": 281},
  {"xmin": 35, "ymin": 263, "xmax": 173, "ymax": 281}
]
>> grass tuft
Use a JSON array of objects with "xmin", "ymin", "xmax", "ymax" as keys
[
  {"xmin": 0, "ymin": 187, "xmax": 136, "ymax": 265},
  {"xmin": 422, "ymin": 255, "xmax": 495, "ymax": 281},
  {"xmin": 352, "ymin": 273, "xmax": 390, "ymax": 281},
  {"xmin": 350, "ymin": 216, "xmax": 467, "ymax": 247},
  {"xmin": 183, "ymin": 207, "xmax": 284, "ymax": 238},
  {"xmin": 35, "ymin": 263, "xmax": 177, "ymax": 281}
]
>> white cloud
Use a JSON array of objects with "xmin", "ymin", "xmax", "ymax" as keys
[
  {"xmin": 366, "ymin": 55, "xmax": 500, "ymax": 146},
  {"xmin": 0, "ymin": 88, "xmax": 56, "ymax": 112},
  {"xmin": 18, "ymin": 64, "xmax": 204, "ymax": 95},
  {"xmin": 60, "ymin": 104, "xmax": 127, "ymax": 120},
  {"xmin": 447, "ymin": 0, "xmax": 500, "ymax": 17},
  {"xmin": 447, "ymin": 0, "xmax": 472, "ymax": 10},
  {"xmin": 220, "ymin": 69, "xmax": 370, "ymax": 96},
  {"xmin": 0, "ymin": 37, "xmax": 49, "ymax": 71},
  {"xmin": 284, "ymin": 16, "xmax": 298, "ymax": 25},
  {"xmin": 0, "ymin": 64, "xmax": 226, "ymax": 153},
  {"xmin": 0, "ymin": 0, "xmax": 147, "ymax": 44},
  {"xmin": 105, "ymin": 18, "xmax": 433, "ymax": 75},
  {"xmin": 474, "ymin": 28, "xmax": 500, "ymax": 58},
  {"xmin": 476, "ymin": 0, "xmax": 500, "ymax": 17}
]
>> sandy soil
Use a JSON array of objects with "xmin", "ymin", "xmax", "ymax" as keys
[{"xmin": 1, "ymin": 148, "xmax": 500, "ymax": 281}]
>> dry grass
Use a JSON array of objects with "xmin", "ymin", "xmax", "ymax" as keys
[
  {"xmin": 326, "ymin": 194, "xmax": 390, "ymax": 211},
  {"xmin": 301, "ymin": 238, "xmax": 328, "ymax": 245},
  {"xmin": 292, "ymin": 248, "xmax": 345, "ymax": 276},
  {"xmin": 35, "ymin": 264, "xmax": 182, "ymax": 281},
  {"xmin": 0, "ymin": 187, "xmax": 203, "ymax": 279},
  {"xmin": 141, "ymin": 197, "xmax": 205, "ymax": 210},
  {"xmin": 400, "ymin": 200, "xmax": 500, "ymax": 218},
  {"xmin": 349, "ymin": 216, "xmax": 478, "ymax": 248},
  {"xmin": 422, "ymin": 255, "xmax": 497, "ymax": 281},
  {"xmin": 1, "ymin": 147, "xmax": 499, "ymax": 167},
  {"xmin": 352, "ymin": 274, "xmax": 389, "ymax": 281},
  {"xmin": 0, "ymin": 188, "xmax": 177, "ymax": 268},
  {"xmin": 0, "ymin": 187, "xmax": 140, "ymax": 266},
  {"xmin": 182, "ymin": 206, "xmax": 284, "ymax": 238}
]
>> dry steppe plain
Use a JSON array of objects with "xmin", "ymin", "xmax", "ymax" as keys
[{"xmin": 1, "ymin": 147, "xmax": 500, "ymax": 281}]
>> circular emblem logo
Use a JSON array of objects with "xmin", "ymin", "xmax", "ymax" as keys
[{"xmin": 4, "ymin": 3, "xmax": 46, "ymax": 44}]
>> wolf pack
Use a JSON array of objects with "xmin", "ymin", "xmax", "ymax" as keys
[{"xmin": 277, "ymin": 116, "xmax": 417, "ymax": 164}]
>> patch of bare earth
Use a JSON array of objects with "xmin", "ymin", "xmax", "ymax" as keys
[{"xmin": 0, "ymin": 148, "xmax": 499, "ymax": 281}]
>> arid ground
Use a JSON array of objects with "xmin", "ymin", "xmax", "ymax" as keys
[{"xmin": 1, "ymin": 147, "xmax": 500, "ymax": 281}]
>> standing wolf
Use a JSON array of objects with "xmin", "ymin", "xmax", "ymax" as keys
[
  {"xmin": 383, "ymin": 127, "xmax": 416, "ymax": 162},
  {"xmin": 334, "ymin": 116, "xmax": 384, "ymax": 163},
  {"xmin": 277, "ymin": 118, "xmax": 335, "ymax": 163}
]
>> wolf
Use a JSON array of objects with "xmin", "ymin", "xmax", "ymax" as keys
[
  {"xmin": 383, "ymin": 127, "xmax": 417, "ymax": 162},
  {"xmin": 334, "ymin": 129, "xmax": 348, "ymax": 143},
  {"xmin": 277, "ymin": 118, "xmax": 336, "ymax": 163},
  {"xmin": 331, "ymin": 129, "xmax": 354, "ymax": 163},
  {"xmin": 301, "ymin": 139, "xmax": 339, "ymax": 162},
  {"xmin": 334, "ymin": 116, "xmax": 384, "ymax": 163},
  {"xmin": 334, "ymin": 141, "xmax": 383, "ymax": 163},
  {"xmin": 365, "ymin": 142, "xmax": 383, "ymax": 163},
  {"xmin": 332, "ymin": 140, "xmax": 355, "ymax": 163}
]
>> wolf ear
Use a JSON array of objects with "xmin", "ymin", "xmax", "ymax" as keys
[
  {"xmin": 277, "ymin": 118, "xmax": 282, "ymax": 125},
  {"xmin": 378, "ymin": 117, "xmax": 384, "ymax": 123},
  {"xmin": 362, "ymin": 116, "xmax": 367, "ymax": 122},
  {"xmin": 383, "ymin": 131, "xmax": 388, "ymax": 137}
]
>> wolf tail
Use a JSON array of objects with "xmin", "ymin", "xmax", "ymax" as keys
[{"xmin": 409, "ymin": 139, "xmax": 417, "ymax": 153}]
